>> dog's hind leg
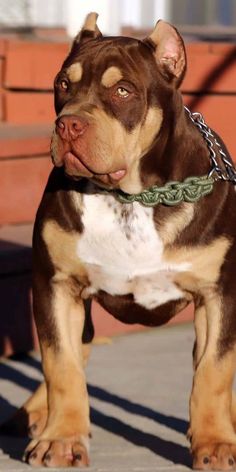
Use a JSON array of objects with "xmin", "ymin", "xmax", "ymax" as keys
[
  {"xmin": 231, "ymin": 393, "xmax": 236, "ymax": 432},
  {"xmin": 190, "ymin": 291, "xmax": 236, "ymax": 470}
]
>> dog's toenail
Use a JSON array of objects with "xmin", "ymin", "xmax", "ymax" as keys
[
  {"xmin": 30, "ymin": 452, "xmax": 37, "ymax": 460},
  {"xmin": 75, "ymin": 453, "xmax": 82, "ymax": 461},
  {"xmin": 45, "ymin": 453, "xmax": 51, "ymax": 461},
  {"xmin": 28, "ymin": 424, "xmax": 37, "ymax": 435},
  {"xmin": 203, "ymin": 456, "xmax": 209, "ymax": 464},
  {"xmin": 30, "ymin": 424, "xmax": 37, "ymax": 431},
  {"xmin": 229, "ymin": 457, "xmax": 234, "ymax": 466}
]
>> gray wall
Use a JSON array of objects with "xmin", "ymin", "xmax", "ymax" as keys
[{"xmin": 170, "ymin": 0, "xmax": 236, "ymax": 26}]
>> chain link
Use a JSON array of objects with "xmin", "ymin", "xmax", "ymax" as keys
[{"xmin": 184, "ymin": 106, "xmax": 236, "ymax": 184}]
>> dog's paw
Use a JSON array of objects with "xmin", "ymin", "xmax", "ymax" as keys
[
  {"xmin": 193, "ymin": 443, "xmax": 236, "ymax": 470},
  {"xmin": 0, "ymin": 407, "xmax": 47, "ymax": 439},
  {"xmin": 186, "ymin": 425, "xmax": 192, "ymax": 441},
  {"xmin": 23, "ymin": 436, "xmax": 90, "ymax": 468},
  {"xmin": 27, "ymin": 408, "xmax": 48, "ymax": 438}
]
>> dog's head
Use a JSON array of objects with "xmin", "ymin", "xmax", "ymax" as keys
[{"xmin": 51, "ymin": 12, "xmax": 186, "ymax": 193}]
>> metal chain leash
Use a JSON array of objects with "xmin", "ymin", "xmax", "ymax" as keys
[
  {"xmin": 113, "ymin": 107, "xmax": 236, "ymax": 207},
  {"xmin": 184, "ymin": 106, "xmax": 236, "ymax": 184}
]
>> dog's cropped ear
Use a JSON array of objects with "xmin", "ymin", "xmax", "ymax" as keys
[
  {"xmin": 73, "ymin": 12, "xmax": 102, "ymax": 46},
  {"xmin": 144, "ymin": 20, "xmax": 186, "ymax": 87}
]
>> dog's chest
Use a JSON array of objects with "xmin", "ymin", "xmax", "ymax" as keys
[{"xmin": 77, "ymin": 194, "xmax": 188, "ymax": 309}]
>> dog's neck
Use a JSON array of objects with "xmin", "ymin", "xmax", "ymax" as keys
[{"xmin": 139, "ymin": 105, "xmax": 211, "ymax": 190}]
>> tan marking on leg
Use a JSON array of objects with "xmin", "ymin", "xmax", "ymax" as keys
[
  {"xmin": 25, "ymin": 264, "xmax": 91, "ymax": 465},
  {"xmin": 82, "ymin": 344, "xmax": 92, "ymax": 367},
  {"xmin": 231, "ymin": 392, "xmax": 236, "ymax": 431},
  {"xmin": 166, "ymin": 237, "xmax": 233, "ymax": 464},
  {"xmin": 190, "ymin": 294, "xmax": 236, "ymax": 469},
  {"xmin": 193, "ymin": 302, "xmax": 207, "ymax": 370},
  {"xmin": 24, "ymin": 382, "xmax": 47, "ymax": 413},
  {"xmin": 101, "ymin": 66, "xmax": 123, "ymax": 88},
  {"xmin": 191, "ymin": 350, "xmax": 236, "ymax": 446},
  {"xmin": 164, "ymin": 236, "xmax": 231, "ymax": 294},
  {"xmin": 42, "ymin": 220, "xmax": 88, "ymax": 286},
  {"xmin": 159, "ymin": 203, "xmax": 194, "ymax": 245},
  {"xmin": 35, "ymin": 282, "xmax": 90, "ymax": 437},
  {"xmin": 49, "ymin": 282, "xmax": 85, "ymax": 358},
  {"xmin": 67, "ymin": 62, "xmax": 83, "ymax": 83},
  {"xmin": 22, "ymin": 382, "xmax": 48, "ymax": 437},
  {"xmin": 18, "ymin": 341, "xmax": 91, "ymax": 440}
]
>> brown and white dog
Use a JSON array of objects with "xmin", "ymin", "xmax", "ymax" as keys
[{"xmin": 5, "ymin": 12, "xmax": 236, "ymax": 470}]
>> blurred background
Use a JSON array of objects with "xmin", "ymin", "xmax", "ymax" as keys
[
  {"xmin": 0, "ymin": 0, "xmax": 235, "ymax": 357},
  {"xmin": 0, "ymin": 0, "xmax": 236, "ymax": 36}
]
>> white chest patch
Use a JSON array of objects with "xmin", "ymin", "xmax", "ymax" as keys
[{"xmin": 77, "ymin": 194, "xmax": 190, "ymax": 309}]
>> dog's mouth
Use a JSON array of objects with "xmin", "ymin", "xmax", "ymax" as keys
[{"xmin": 63, "ymin": 151, "xmax": 127, "ymax": 186}]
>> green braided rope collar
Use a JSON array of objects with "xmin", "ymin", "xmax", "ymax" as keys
[{"xmin": 113, "ymin": 175, "xmax": 214, "ymax": 207}]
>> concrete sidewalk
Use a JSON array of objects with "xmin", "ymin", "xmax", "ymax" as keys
[{"xmin": 0, "ymin": 323, "xmax": 194, "ymax": 471}]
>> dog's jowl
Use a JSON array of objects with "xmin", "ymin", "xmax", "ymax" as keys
[{"xmin": 6, "ymin": 12, "xmax": 236, "ymax": 470}]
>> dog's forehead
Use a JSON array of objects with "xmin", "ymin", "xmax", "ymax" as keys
[{"xmin": 63, "ymin": 37, "xmax": 153, "ymax": 84}]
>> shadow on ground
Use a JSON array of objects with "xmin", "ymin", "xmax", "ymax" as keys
[{"xmin": 0, "ymin": 354, "xmax": 191, "ymax": 467}]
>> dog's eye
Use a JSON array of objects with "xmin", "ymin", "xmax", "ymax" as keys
[
  {"xmin": 116, "ymin": 87, "xmax": 129, "ymax": 98},
  {"xmin": 59, "ymin": 79, "xmax": 69, "ymax": 91}
]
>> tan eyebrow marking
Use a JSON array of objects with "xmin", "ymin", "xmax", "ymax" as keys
[
  {"xmin": 101, "ymin": 66, "xmax": 123, "ymax": 88},
  {"xmin": 66, "ymin": 62, "xmax": 83, "ymax": 83}
]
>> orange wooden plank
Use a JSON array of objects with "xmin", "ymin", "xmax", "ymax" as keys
[
  {"xmin": 5, "ymin": 91, "xmax": 55, "ymax": 124},
  {"xmin": 3, "ymin": 39, "xmax": 236, "ymax": 95},
  {"xmin": 0, "ymin": 92, "xmax": 3, "ymax": 121},
  {"xmin": 0, "ymin": 123, "xmax": 52, "ymax": 158},
  {"xmin": 5, "ymin": 40, "xmax": 69, "ymax": 89},
  {"xmin": 0, "ymin": 57, "xmax": 4, "ymax": 87},
  {"xmin": 0, "ymin": 156, "xmax": 52, "ymax": 224},
  {"xmin": 0, "ymin": 38, "xmax": 7, "ymax": 57},
  {"xmin": 0, "ymin": 58, "xmax": 4, "ymax": 120},
  {"xmin": 183, "ymin": 43, "xmax": 236, "ymax": 93},
  {"xmin": 210, "ymin": 43, "xmax": 236, "ymax": 54},
  {"xmin": 183, "ymin": 94, "xmax": 236, "ymax": 159}
]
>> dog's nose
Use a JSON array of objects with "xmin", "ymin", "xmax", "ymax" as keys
[{"xmin": 56, "ymin": 115, "xmax": 88, "ymax": 140}]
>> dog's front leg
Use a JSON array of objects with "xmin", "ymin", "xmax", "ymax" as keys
[
  {"xmin": 190, "ymin": 292, "xmax": 236, "ymax": 470},
  {"xmin": 24, "ymin": 272, "xmax": 90, "ymax": 468}
]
